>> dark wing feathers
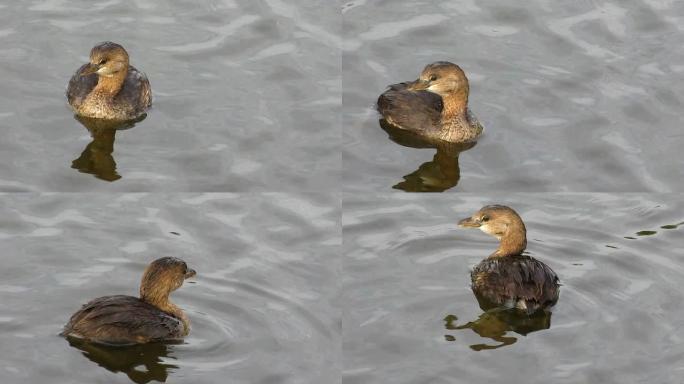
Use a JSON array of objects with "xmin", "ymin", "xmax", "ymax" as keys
[
  {"xmin": 116, "ymin": 65, "xmax": 152, "ymax": 116},
  {"xmin": 66, "ymin": 64, "xmax": 98, "ymax": 109},
  {"xmin": 376, "ymin": 82, "xmax": 443, "ymax": 134},
  {"xmin": 63, "ymin": 295, "xmax": 183, "ymax": 344},
  {"xmin": 472, "ymin": 256, "xmax": 559, "ymax": 311}
]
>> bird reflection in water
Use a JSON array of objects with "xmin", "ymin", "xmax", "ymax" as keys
[
  {"xmin": 443, "ymin": 295, "xmax": 553, "ymax": 351},
  {"xmin": 379, "ymin": 120, "xmax": 476, "ymax": 192},
  {"xmin": 71, "ymin": 114, "xmax": 146, "ymax": 182},
  {"xmin": 66, "ymin": 336, "xmax": 178, "ymax": 383}
]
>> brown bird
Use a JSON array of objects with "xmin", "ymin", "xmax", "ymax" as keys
[
  {"xmin": 459, "ymin": 205, "xmax": 559, "ymax": 313},
  {"xmin": 62, "ymin": 257, "xmax": 195, "ymax": 345},
  {"xmin": 377, "ymin": 61, "xmax": 483, "ymax": 143},
  {"xmin": 67, "ymin": 42, "xmax": 151, "ymax": 120}
]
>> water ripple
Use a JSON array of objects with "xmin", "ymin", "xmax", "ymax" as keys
[{"xmin": 157, "ymin": 15, "xmax": 262, "ymax": 53}]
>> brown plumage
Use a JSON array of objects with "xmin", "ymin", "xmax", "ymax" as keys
[
  {"xmin": 67, "ymin": 42, "xmax": 151, "ymax": 120},
  {"xmin": 459, "ymin": 205, "xmax": 559, "ymax": 313},
  {"xmin": 62, "ymin": 257, "xmax": 195, "ymax": 345},
  {"xmin": 377, "ymin": 61, "xmax": 483, "ymax": 143}
]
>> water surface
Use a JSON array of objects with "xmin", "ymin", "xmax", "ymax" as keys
[
  {"xmin": 343, "ymin": 193, "xmax": 684, "ymax": 383},
  {"xmin": 0, "ymin": 193, "xmax": 340, "ymax": 383}
]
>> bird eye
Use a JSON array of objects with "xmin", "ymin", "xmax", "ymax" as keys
[
  {"xmin": 429, "ymin": 74, "xmax": 438, "ymax": 82},
  {"xmin": 481, "ymin": 215, "xmax": 490, "ymax": 222},
  {"xmin": 98, "ymin": 59, "xmax": 106, "ymax": 65}
]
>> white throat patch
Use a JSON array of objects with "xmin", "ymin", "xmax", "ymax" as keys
[{"xmin": 478, "ymin": 223, "xmax": 502, "ymax": 240}]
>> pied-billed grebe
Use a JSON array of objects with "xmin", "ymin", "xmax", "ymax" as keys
[
  {"xmin": 62, "ymin": 257, "xmax": 195, "ymax": 345},
  {"xmin": 458, "ymin": 205, "xmax": 559, "ymax": 313},
  {"xmin": 377, "ymin": 61, "xmax": 483, "ymax": 143},
  {"xmin": 67, "ymin": 42, "xmax": 151, "ymax": 120}
]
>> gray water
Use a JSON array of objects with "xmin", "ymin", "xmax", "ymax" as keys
[
  {"xmin": 0, "ymin": 193, "xmax": 340, "ymax": 383},
  {"xmin": 343, "ymin": 193, "xmax": 684, "ymax": 383},
  {"xmin": 343, "ymin": 0, "xmax": 684, "ymax": 192},
  {"xmin": 0, "ymin": 0, "xmax": 340, "ymax": 192}
]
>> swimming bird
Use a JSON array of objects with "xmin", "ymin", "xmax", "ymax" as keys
[
  {"xmin": 67, "ymin": 42, "xmax": 151, "ymax": 120},
  {"xmin": 62, "ymin": 257, "xmax": 195, "ymax": 345},
  {"xmin": 459, "ymin": 205, "xmax": 559, "ymax": 313},
  {"xmin": 377, "ymin": 61, "xmax": 483, "ymax": 143}
]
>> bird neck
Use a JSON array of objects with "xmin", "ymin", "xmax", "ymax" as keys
[
  {"xmin": 93, "ymin": 68, "xmax": 127, "ymax": 96},
  {"xmin": 440, "ymin": 89, "xmax": 468, "ymax": 120},
  {"xmin": 140, "ymin": 285, "xmax": 171, "ymax": 309},
  {"xmin": 140, "ymin": 289, "xmax": 190, "ymax": 334},
  {"xmin": 491, "ymin": 225, "xmax": 527, "ymax": 258},
  {"xmin": 437, "ymin": 90, "xmax": 481, "ymax": 142}
]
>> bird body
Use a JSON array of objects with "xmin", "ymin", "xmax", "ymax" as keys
[
  {"xmin": 62, "ymin": 257, "xmax": 195, "ymax": 345},
  {"xmin": 67, "ymin": 42, "xmax": 151, "ymax": 120},
  {"xmin": 377, "ymin": 61, "xmax": 482, "ymax": 143},
  {"xmin": 459, "ymin": 205, "xmax": 560, "ymax": 313}
]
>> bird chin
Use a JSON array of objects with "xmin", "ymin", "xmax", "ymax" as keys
[
  {"xmin": 426, "ymin": 85, "xmax": 443, "ymax": 94},
  {"xmin": 478, "ymin": 224, "xmax": 500, "ymax": 239}
]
